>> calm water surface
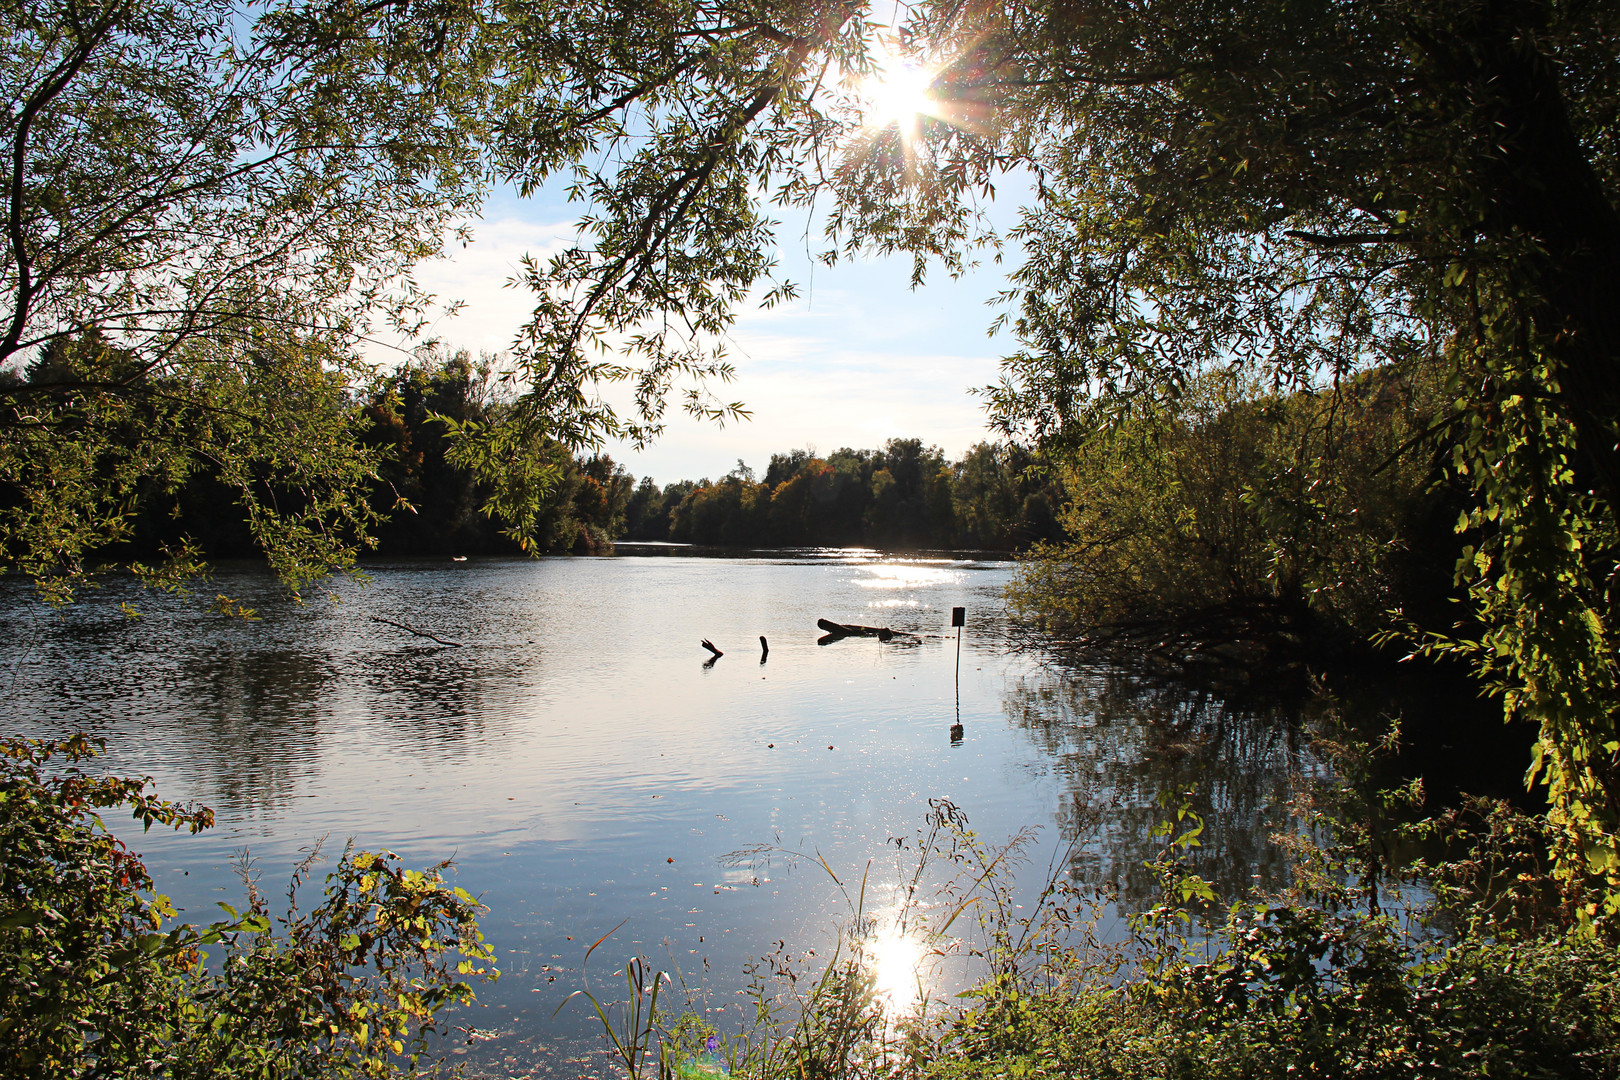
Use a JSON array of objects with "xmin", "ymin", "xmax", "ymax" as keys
[{"xmin": 1, "ymin": 552, "xmax": 1318, "ymax": 1076}]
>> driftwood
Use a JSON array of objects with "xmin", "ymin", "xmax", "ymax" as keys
[
  {"xmin": 816, "ymin": 618, "xmax": 904, "ymax": 642},
  {"xmin": 370, "ymin": 616, "xmax": 462, "ymax": 648},
  {"xmin": 701, "ymin": 638, "xmax": 723, "ymax": 657}
]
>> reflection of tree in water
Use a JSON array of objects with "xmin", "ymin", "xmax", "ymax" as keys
[
  {"xmin": 1003, "ymin": 664, "xmax": 1327, "ymax": 906},
  {"xmin": 170, "ymin": 647, "xmax": 334, "ymax": 820},
  {"xmin": 1, "ymin": 569, "xmax": 549, "ymax": 819},
  {"xmin": 356, "ymin": 646, "xmax": 521, "ymax": 747},
  {"xmin": 0, "ymin": 582, "xmax": 336, "ymax": 820}
]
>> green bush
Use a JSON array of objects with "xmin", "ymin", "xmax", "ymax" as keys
[
  {"xmin": 1010, "ymin": 368, "xmax": 1452, "ymax": 655},
  {"xmin": 922, "ymin": 746, "xmax": 1620, "ymax": 1080},
  {"xmin": 935, "ymin": 924, "xmax": 1620, "ymax": 1080},
  {"xmin": 0, "ymin": 735, "xmax": 496, "ymax": 1079}
]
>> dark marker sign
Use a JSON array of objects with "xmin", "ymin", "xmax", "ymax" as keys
[{"xmin": 951, "ymin": 606, "xmax": 966, "ymax": 628}]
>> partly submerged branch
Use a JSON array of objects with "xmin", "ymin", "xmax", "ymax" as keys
[{"xmin": 370, "ymin": 615, "xmax": 462, "ymax": 648}]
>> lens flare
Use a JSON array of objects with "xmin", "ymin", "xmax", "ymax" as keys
[{"xmin": 859, "ymin": 47, "xmax": 939, "ymax": 137}]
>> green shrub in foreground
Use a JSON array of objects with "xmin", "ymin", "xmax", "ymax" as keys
[
  {"xmin": 940, "ymin": 915, "xmax": 1619, "ymax": 1080},
  {"xmin": 640, "ymin": 798, "xmax": 1620, "ymax": 1080},
  {"xmin": 937, "ymin": 782, "xmax": 1620, "ymax": 1080},
  {"xmin": 0, "ymin": 735, "xmax": 497, "ymax": 1079}
]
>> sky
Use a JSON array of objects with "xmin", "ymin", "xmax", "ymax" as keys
[{"xmin": 388, "ymin": 183, "xmax": 1027, "ymax": 487}]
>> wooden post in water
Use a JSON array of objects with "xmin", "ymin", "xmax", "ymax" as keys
[
  {"xmin": 951, "ymin": 607, "xmax": 966, "ymax": 740},
  {"xmin": 951, "ymin": 606, "xmax": 966, "ymax": 686},
  {"xmin": 951, "ymin": 607, "xmax": 967, "ymax": 743}
]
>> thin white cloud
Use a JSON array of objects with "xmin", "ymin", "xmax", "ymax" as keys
[
  {"xmin": 370, "ymin": 215, "xmax": 577, "ymax": 361},
  {"xmin": 376, "ymin": 198, "xmax": 1023, "ymax": 483}
]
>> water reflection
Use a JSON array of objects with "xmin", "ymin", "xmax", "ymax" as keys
[
  {"xmin": 1001, "ymin": 664, "xmax": 1326, "ymax": 904},
  {"xmin": 863, "ymin": 915, "xmax": 929, "ymax": 1019},
  {"xmin": 857, "ymin": 565, "xmax": 962, "ymax": 590},
  {"xmin": 359, "ymin": 646, "xmax": 504, "ymax": 746},
  {"xmin": 173, "ymin": 648, "xmax": 331, "ymax": 819},
  {"xmin": 0, "ymin": 555, "xmax": 1376, "ymax": 1078}
]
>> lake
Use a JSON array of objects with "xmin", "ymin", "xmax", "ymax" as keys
[{"xmin": 0, "ymin": 551, "xmax": 1321, "ymax": 1076}]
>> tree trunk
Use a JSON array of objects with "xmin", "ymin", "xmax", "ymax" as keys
[{"xmin": 1467, "ymin": 7, "xmax": 1620, "ymax": 530}]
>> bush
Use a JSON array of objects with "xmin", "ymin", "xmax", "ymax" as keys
[
  {"xmin": 0, "ymin": 735, "xmax": 496, "ymax": 1079},
  {"xmin": 1010, "ymin": 367, "xmax": 1454, "ymax": 657},
  {"xmin": 621, "ymin": 782, "xmax": 1620, "ymax": 1080},
  {"xmin": 936, "ymin": 923, "xmax": 1620, "ymax": 1080}
]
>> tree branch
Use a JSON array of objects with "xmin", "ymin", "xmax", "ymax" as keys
[{"xmin": 4, "ymin": 4, "xmax": 125, "ymax": 365}]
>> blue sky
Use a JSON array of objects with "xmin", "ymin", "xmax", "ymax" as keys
[{"xmin": 395, "ymin": 183, "xmax": 1025, "ymax": 486}]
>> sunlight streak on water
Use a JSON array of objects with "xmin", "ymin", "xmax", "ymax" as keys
[
  {"xmin": 855, "ymin": 564, "xmax": 965, "ymax": 589},
  {"xmin": 864, "ymin": 917, "xmax": 931, "ymax": 1020}
]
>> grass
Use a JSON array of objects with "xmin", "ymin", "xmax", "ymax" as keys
[{"xmin": 571, "ymin": 740, "xmax": 1620, "ymax": 1080}]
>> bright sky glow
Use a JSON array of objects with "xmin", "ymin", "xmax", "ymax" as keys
[
  {"xmin": 380, "ymin": 123, "xmax": 1028, "ymax": 487},
  {"xmin": 384, "ymin": 192, "xmax": 1021, "ymax": 485},
  {"xmin": 860, "ymin": 47, "xmax": 939, "ymax": 136}
]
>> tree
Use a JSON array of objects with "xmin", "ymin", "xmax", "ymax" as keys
[
  {"xmin": 475, "ymin": 0, "xmax": 1620, "ymax": 917},
  {"xmin": 0, "ymin": 0, "xmax": 504, "ymax": 594},
  {"xmin": 0, "ymin": 0, "xmax": 753, "ymax": 589},
  {"xmin": 1, "ymin": 0, "xmax": 495, "ymax": 371},
  {"xmin": 945, "ymin": 0, "xmax": 1620, "ymax": 919},
  {"xmin": 950, "ymin": 442, "xmax": 1064, "ymax": 550},
  {"xmin": 1009, "ymin": 369, "xmax": 1451, "ymax": 656},
  {"xmin": 1, "ymin": 329, "xmax": 391, "ymax": 600}
]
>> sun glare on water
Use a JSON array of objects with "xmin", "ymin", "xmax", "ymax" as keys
[{"xmin": 866, "ymin": 922, "xmax": 929, "ymax": 1019}]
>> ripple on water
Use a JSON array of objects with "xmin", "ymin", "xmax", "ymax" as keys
[{"xmin": 3, "ymin": 554, "xmax": 1326, "ymax": 1079}]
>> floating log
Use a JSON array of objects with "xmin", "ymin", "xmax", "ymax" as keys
[
  {"xmin": 816, "ymin": 618, "xmax": 898, "ymax": 642},
  {"xmin": 701, "ymin": 638, "xmax": 724, "ymax": 658}
]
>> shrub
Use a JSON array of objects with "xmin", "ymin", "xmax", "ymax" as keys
[
  {"xmin": 0, "ymin": 735, "xmax": 496, "ymax": 1079},
  {"xmin": 614, "ymin": 789, "xmax": 1620, "ymax": 1080},
  {"xmin": 1010, "ymin": 368, "xmax": 1452, "ymax": 657}
]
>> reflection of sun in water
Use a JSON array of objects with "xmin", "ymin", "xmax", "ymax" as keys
[
  {"xmin": 859, "ymin": 45, "xmax": 939, "ymax": 137},
  {"xmin": 858, "ymin": 563, "xmax": 962, "ymax": 589},
  {"xmin": 866, "ymin": 923, "xmax": 928, "ymax": 1018}
]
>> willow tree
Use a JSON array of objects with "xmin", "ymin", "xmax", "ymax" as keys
[
  {"xmin": 8, "ymin": 0, "xmax": 1619, "ymax": 906},
  {"xmin": 464, "ymin": 0, "xmax": 1620, "ymax": 914},
  {"xmin": 0, "ymin": 0, "xmax": 828, "ymax": 584},
  {"xmin": 0, "ymin": 0, "xmax": 501, "ymax": 595}
]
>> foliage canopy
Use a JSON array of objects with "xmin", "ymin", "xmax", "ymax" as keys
[
  {"xmin": 1010, "ymin": 368, "xmax": 1456, "ymax": 660},
  {"xmin": 486, "ymin": 0, "xmax": 1620, "ymax": 912},
  {"xmin": 0, "ymin": 0, "xmax": 497, "ymax": 593}
]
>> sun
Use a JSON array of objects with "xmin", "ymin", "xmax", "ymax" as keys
[{"xmin": 859, "ymin": 47, "xmax": 939, "ymax": 135}]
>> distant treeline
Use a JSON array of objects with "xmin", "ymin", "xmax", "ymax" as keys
[
  {"xmin": 624, "ymin": 440, "xmax": 1064, "ymax": 550},
  {"xmin": 373, "ymin": 356, "xmax": 1064, "ymax": 554},
  {"xmin": 46, "ymin": 346, "xmax": 1058, "ymax": 560}
]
